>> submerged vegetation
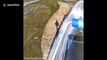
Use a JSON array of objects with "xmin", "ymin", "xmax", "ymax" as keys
[
  {"xmin": 24, "ymin": 0, "xmax": 59, "ymax": 59},
  {"xmin": 24, "ymin": 0, "xmax": 78, "ymax": 60}
]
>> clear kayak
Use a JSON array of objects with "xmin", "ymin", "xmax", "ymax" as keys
[{"xmin": 48, "ymin": 0, "xmax": 84, "ymax": 60}]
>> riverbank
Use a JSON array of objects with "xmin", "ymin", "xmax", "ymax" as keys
[{"xmin": 41, "ymin": 1, "xmax": 75, "ymax": 59}]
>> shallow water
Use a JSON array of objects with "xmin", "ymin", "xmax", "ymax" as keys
[
  {"xmin": 65, "ymin": 31, "xmax": 84, "ymax": 60},
  {"xmin": 24, "ymin": 0, "xmax": 79, "ymax": 60},
  {"xmin": 24, "ymin": 0, "xmax": 59, "ymax": 60}
]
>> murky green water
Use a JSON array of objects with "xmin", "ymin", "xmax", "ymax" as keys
[
  {"xmin": 24, "ymin": 0, "xmax": 59, "ymax": 59},
  {"xmin": 59, "ymin": 0, "xmax": 78, "ymax": 3},
  {"xmin": 74, "ymin": 31, "xmax": 84, "ymax": 42}
]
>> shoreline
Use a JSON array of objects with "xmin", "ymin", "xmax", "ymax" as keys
[{"xmin": 41, "ymin": 1, "xmax": 75, "ymax": 59}]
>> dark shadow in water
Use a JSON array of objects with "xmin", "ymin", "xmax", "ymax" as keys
[{"xmin": 65, "ymin": 33, "xmax": 83, "ymax": 60}]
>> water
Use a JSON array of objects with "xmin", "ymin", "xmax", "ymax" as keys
[
  {"xmin": 65, "ymin": 31, "xmax": 84, "ymax": 60},
  {"xmin": 65, "ymin": 40, "xmax": 83, "ymax": 60},
  {"xmin": 24, "ymin": 0, "xmax": 59, "ymax": 60}
]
